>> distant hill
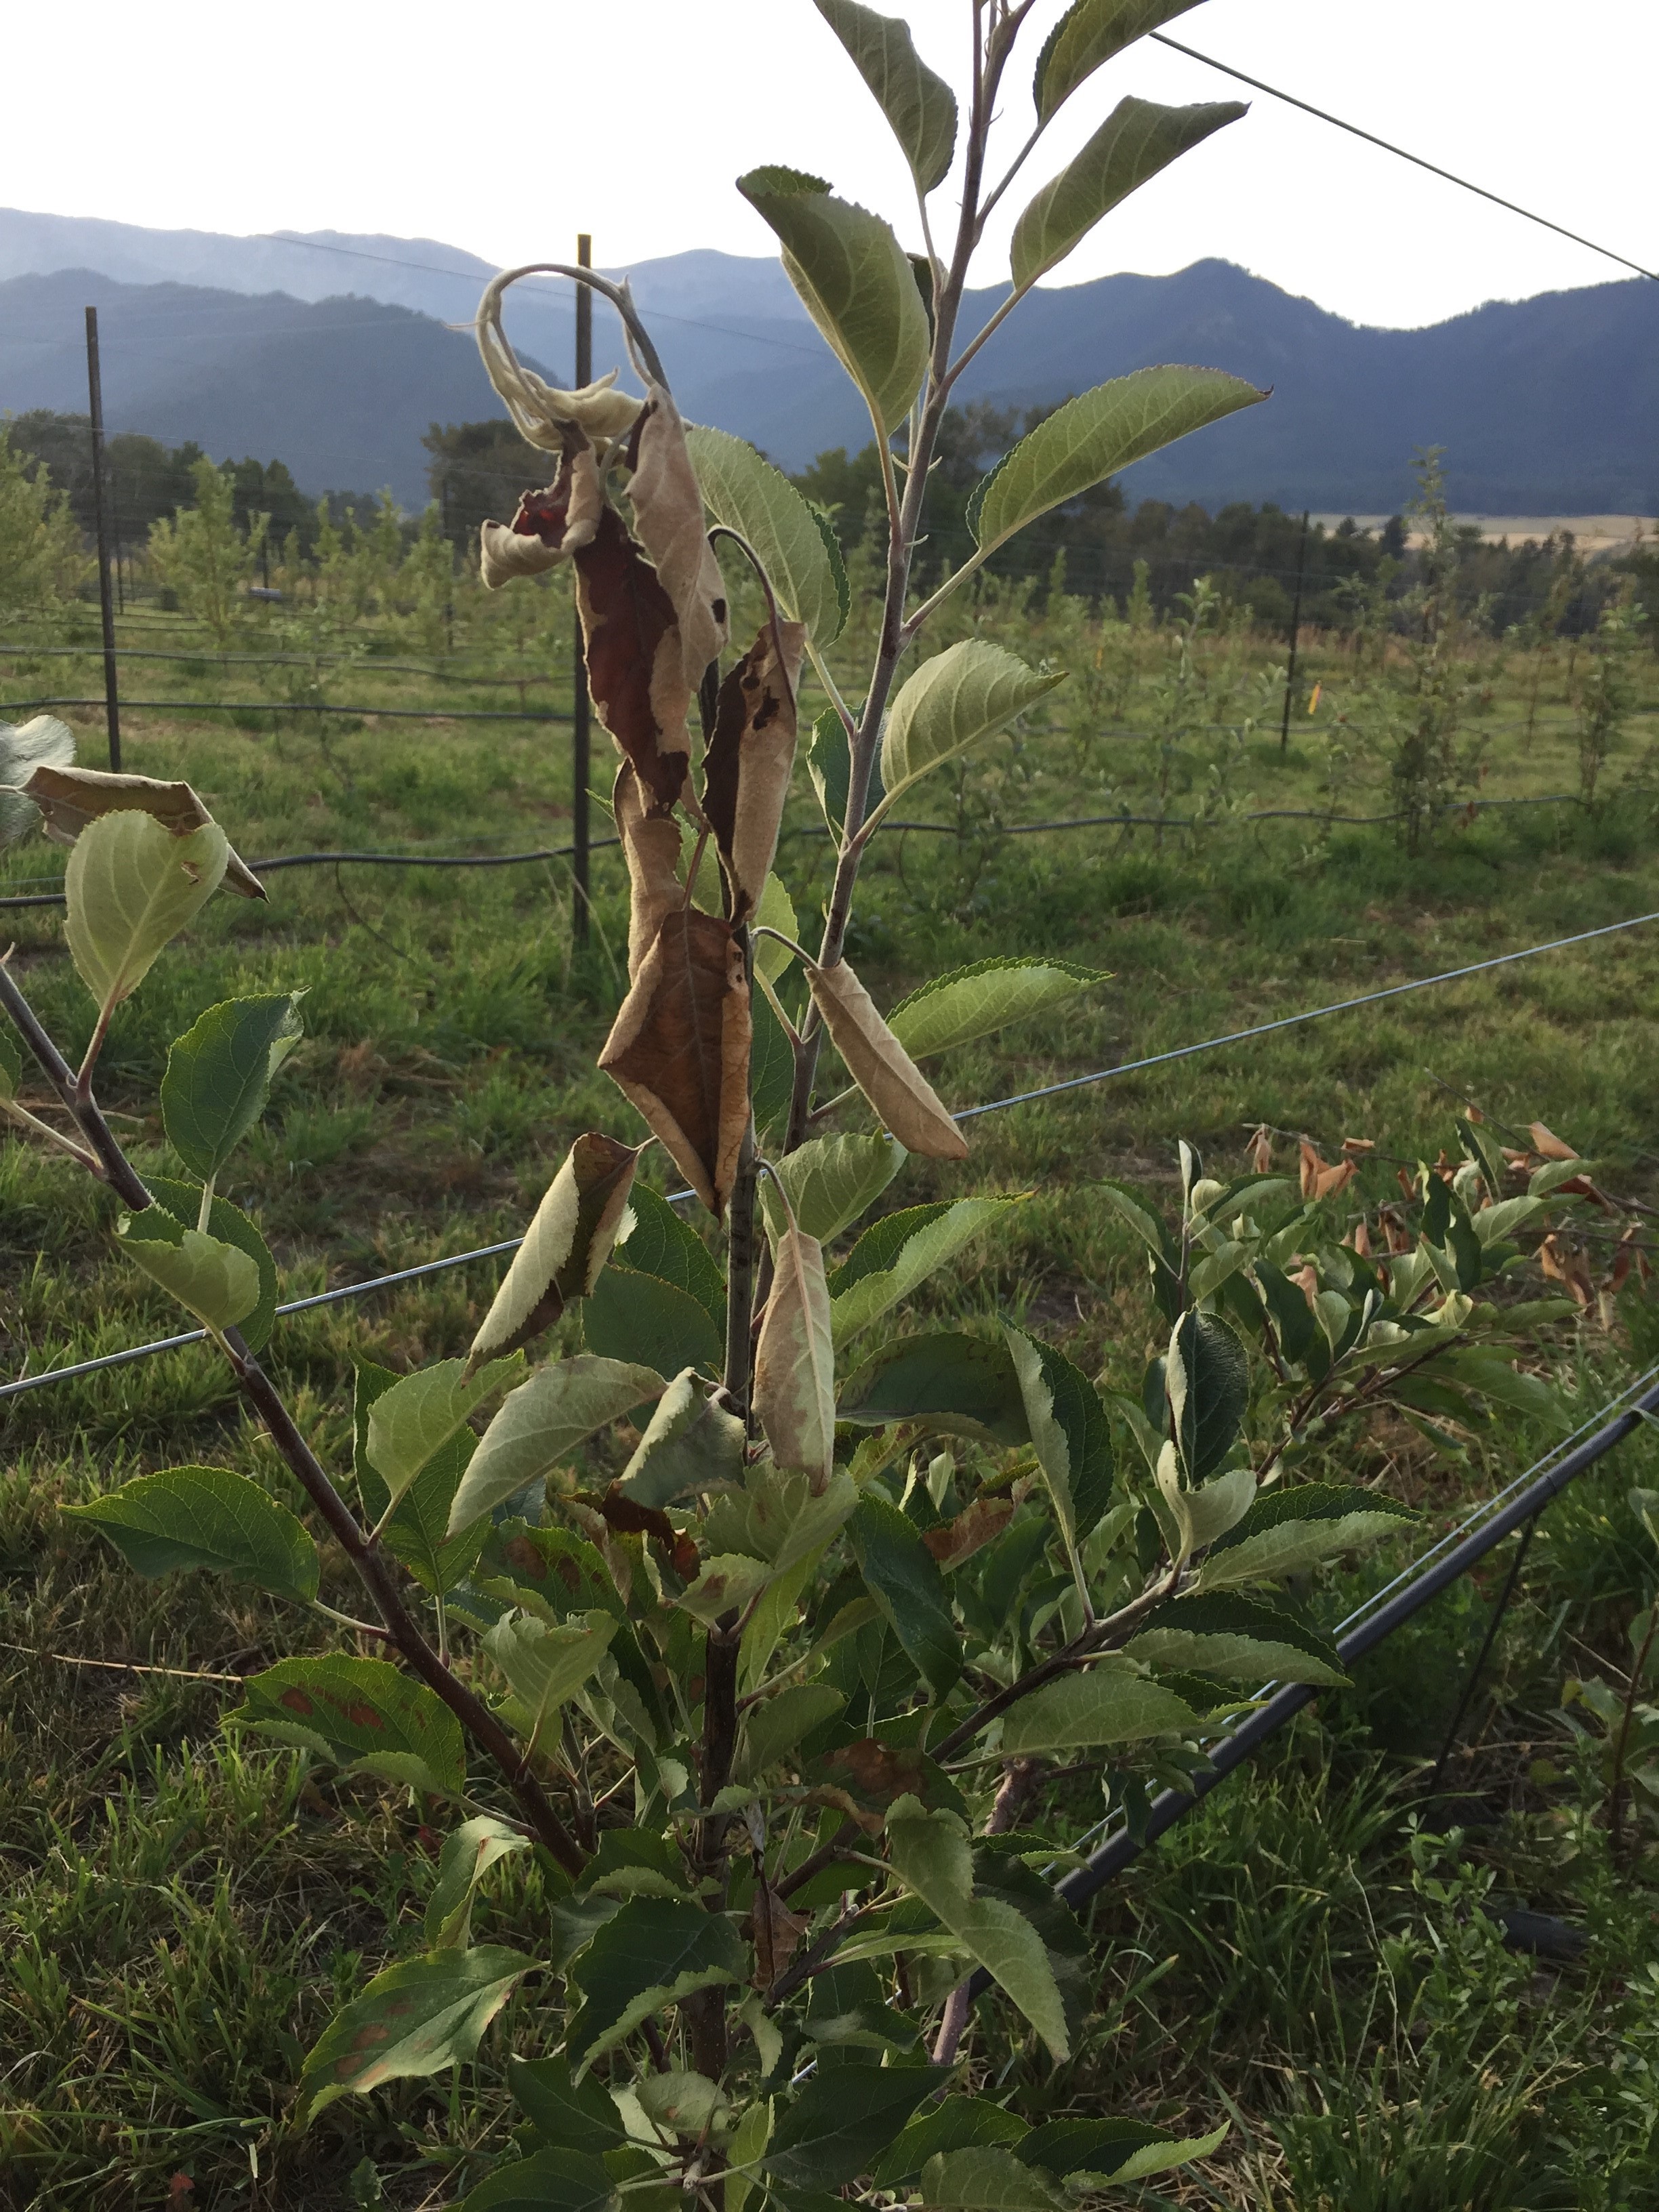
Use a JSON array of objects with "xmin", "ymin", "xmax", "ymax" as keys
[{"xmin": 3, "ymin": 207, "xmax": 1655, "ymax": 514}]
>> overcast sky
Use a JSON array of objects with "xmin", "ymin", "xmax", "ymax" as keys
[{"xmin": 7, "ymin": 1, "xmax": 1653, "ymax": 329}]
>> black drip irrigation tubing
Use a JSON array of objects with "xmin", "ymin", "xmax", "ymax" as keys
[
  {"xmin": 4, "ymin": 903, "xmax": 1657, "ymax": 1405},
  {"xmin": 0, "ymin": 794, "xmax": 1593, "ymax": 912},
  {"xmin": 964, "ymin": 1357, "xmax": 1659, "ymax": 1954}
]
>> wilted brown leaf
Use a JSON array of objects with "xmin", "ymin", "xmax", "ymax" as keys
[
  {"xmin": 1530, "ymin": 1122, "xmax": 1580, "ymax": 1162},
  {"xmin": 1246, "ymin": 1125, "xmax": 1273, "ymax": 1174},
  {"xmin": 702, "ymin": 619, "xmax": 806, "ymax": 924},
  {"xmin": 751, "ymin": 1887, "xmax": 811, "ymax": 1988},
  {"xmin": 478, "ymin": 441, "xmax": 603, "ymax": 588},
  {"xmin": 753, "ymin": 1226, "xmax": 835, "ymax": 1490},
  {"xmin": 1288, "ymin": 1261, "xmax": 1320, "ymax": 1308},
  {"xmin": 599, "ymin": 907, "xmax": 752, "ymax": 1215},
  {"xmin": 804, "ymin": 958, "xmax": 968, "ymax": 1162},
  {"xmin": 1340, "ymin": 1135, "xmax": 1375, "ymax": 1158},
  {"xmin": 465, "ymin": 1132, "xmax": 642, "ymax": 1372},
  {"xmin": 922, "ymin": 1494, "xmax": 1015, "ymax": 1570},
  {"xmin": 20, "ymin": 764, "xmax": 265, "ymax": 899},
  {"xmin": 614, "ymin": 762, "xmax": 687, "ymax": 980},
  {"xmin": 574, "ymin": 507, "xmax": 692, "ymax": 812},
  {"xmin": 1538, "ymin": 1233, "xmax": 1594, "ymax": 1309},
  {"xmin": 1347, "ymin": 1218, "xmax": 1373, "ymax": 1258},
  {"xmin": 625, "ymin": 386, "xmax": 730, "ymax": 683},
  {"xmin": 1298, "ymin": 1141, "xmax": 1356, "ymax": 1202}
]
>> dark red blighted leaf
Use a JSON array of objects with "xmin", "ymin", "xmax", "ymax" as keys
[
  {"xmin": 701, "ymin": 619, "xmax": 806, "ymax": 924},
  {"xmin": 598, "ymin": 905, "xmax": 752, "ymax": 1216},
  {"xmin": 575, "ymin": 506, "xmax": 691, "ymax": 812}
]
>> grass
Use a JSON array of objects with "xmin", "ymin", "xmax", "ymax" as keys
[{"xmin": 3, "ymin": 593, "xmax": 1659, "ymax": 2208}]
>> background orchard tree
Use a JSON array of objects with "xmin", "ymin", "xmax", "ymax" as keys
[{"xmin": 0, "ymin": 3, "xmax": 1601, "ymax": 2205}]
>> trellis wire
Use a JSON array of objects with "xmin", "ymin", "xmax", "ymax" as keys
[
  {"xmin": 0, "ymin": 793, "xmax": 1597, "ymax": 911},
  {"xmin": 5, "ymin": 902, "xmax": 1656, "ymax": 1404}
]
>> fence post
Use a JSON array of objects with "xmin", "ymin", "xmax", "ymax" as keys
[
  {"xmin": 1279, "ymin": 507, "xmax": 1311, "ymax": 755},
  {"xmin": 571, "ymin": 233, "xmax": 594, "ymax": 946},
  {"xmin": 83, "ymin": 306, "xmax": 123, "ymax": 771}
]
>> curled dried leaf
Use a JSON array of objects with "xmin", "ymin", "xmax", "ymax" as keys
[
  {"xmin": 1530, "ymin": 1120, "xmax": 1580, "ymax": 1162},
  {"xmin": 1298, "ymin": 1141, "xmax": 1356, "ymax": 1201},
  {"xmin": 626, "ymin": 388, "xmax": 731, "ymax": 683},
  {"xmin": 20, "ymin": 764, "xmax": 265, "ymax": 900},
  {"xmin": 466, "ymin": 1133, "xmax": 642, "ymax": 1374},
  {"xmin": 476, "ymin": 270, "xmax": 644, "ymax": 449},
  {"xmin": 599, "ymin": 907, "xmax": 752, "ymax": 1216},
  {"xmin": 702, "ymin": 620, "xmax": 806, "ymax": 923},
  {"xmin": 575, "ymin": 508, "xmax": 692, "ymax": 811},
  {"xmin": 479, "ymin": 443, "xmax": 604, "ymax": 590},
  {"xmin": 805, "ymin": 959, "xmax": 968, "ymax": 1161},
  {"xmin": 614, "ymin": 762, "xmax": 687, "ymax": 980},
  {"xmin": 921, "ymin": 1494, "xmax": 1015, "ymax": 1570}
]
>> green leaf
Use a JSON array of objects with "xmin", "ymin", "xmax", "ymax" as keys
[
  {"xmin": 814, "ymin": 0, "xmax": 958, "ymax": 192},
  {"xmin": 754, "ymin": 872, "xmax": 802, "ymax": 987},
  {"xmin": 1126, "ymin": 1591, "xmax": 1348, "ymax": 1685},
  {"xmin": 298, "ymin": 1944, "xmax": 532, "ymax": 2120},
  {"xmin": 1004, "ymin": 1328, "xmax": 1113, "ymax": 1545},
  {"xmin": 232, "ymin": 1654, "xmax": 466, "ymax": 1795},
  {"xmin": 807, "ymin": 702, "xmax": 876, "ymax": 837},
  {"xmin": 352, "ymin": 1360, "xmax": 490, "ymax": 1594},
  {"xmin": 886, "ymin": 1798, "xmax": 1067, "ymax": 2060},
  {"xmin": 565, "ymin": 1896, "xmax": 747, "ymax": 2066},
  {"xmin": 366, "ymin": 1355, "xmax": 521, "ymax": 1515},
  {"xmin": 873, "ymin": 2099, "xmax": 1029, "ymax": 2186},
  {"xmin": 737, "ymin": 1683, "xmax": 847, "ymax": 1781},
  {"xmin": 584, "ymin": 1265, "xmax": 722, "ymax": 1382},
  {"xmin": 920, "ymin": 2149, "xmax": 1061, "ymax": 2210},
  {"xmin": 638, "ymin": 2069, "xmax": 730, "ymax": 2137},
  {"xmin": 878, "ymin": 641, "xmax": 1063, "ymax": 813},
  {"xmin": 998, "ymin": 1660, "xmax": 1202, "ymax": 1755},
  {"xmin": 468, "ymin": 1134, "xmax": 642, "ymax": 1371},
  {"xmin": 1011, "ymin": 98, "xmax": 1243, "ymax": 290},
  {"xmin": 762, "ymin": 2062, "xmax": 947, "ymax": 2189},
  {"xmin": 850, "ymin": 1489, "xmax": 961, "ymax": 1697},
  {"xmin": 1017, "ymin": 2115, "xmax": 1225, "ymax": 2181},
  {"xmin": 736, "ymin": 167, "xmax": 931, "ymax": 436},
  {"xmin": 709, "ymin": 1467, "xmax": 860, "ymax": 1578},
  {"xmin": 64, "ymin": 1465, "xmax": 317, "ymax": 1601},
  {"xmin": 447, "ymin": 1357, "xmax": 666, "ymax": 1534},
  {"xmin": 830, "ymin": 1197, "xmax": 1022, "ymax": 1343},
  {"xmin": 687, "ymin": 425, "xmax": 847, "ymax": 643},
  {"xmin": 426, "ymin": 1815, "xmax": 533, "ymax": 1948},
  {"xmin": 968, "ymin": 368, "xmax": 1265, "ymax": 558},
  {"xmin": 676, "ymin": 1553, "xmax": 777, "ymax": 1626},
  {"xmin": 888, "ymin": 957, "xmax": 1107, "ymax": 1061},
  {"xmin": 838, "ymin": 1332, "xmax": 1031, "ymax": 1449},
  {"xmin": 1033, "ymin": 0, "xmax": 1207, "ymax": 125},
  {"xmin": 117, "ymin": 1205, "xmax": 260, "ymax": 1332},
  {"xmin": 64, "ymin": 811, "xmax": 228, "ymax": 1010},
  {"xmin": 1168, "ymin": 1309, "xmax": 1250, "ymax": 1482},
  {"xmin": 487, "ymin": 1610, "xmax": 619, "ymax": 1745},
  {"xmin": 508, "ymin": 2051, "xmax": 628, "ymax": 2151},
  {"xmin": 0, "ymin": 1023, "xmax": 20, "ymax": 1101},
  {"xmin": 159, "ymin": 992, "xmax": 303, "ymax": 1183},
  {"xmin": 752, "ymin": 977, "xmax": 798, "ymax": 1139},
  {"xmin": 459, "ymin": 2148, "xmax": 618, "ymax": 2212},
  {"xmin": 759, "ymin": 1132, "xmax": 905, "ymax": 1245},
  {"xmin": 620, "ymin": 1368, "xmax": 747, "ymax": 1507},
  {"xmin": 613, "ymin": 1185, "xmax": 727, "ymax": 1330},
  {"xmin": 144, "ymin": 1177, "xmax": 279, "ymax": 1353},
  {"xmin": 1196, "ymin": 1483, "xmax": 1416, "ymax": 1592},
  {"xmin": 726, "ymin": 2095, "xmax": 775, "ymax": 2212}
]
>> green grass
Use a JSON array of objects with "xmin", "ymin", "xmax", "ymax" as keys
[{"xmin": 3, "ymin": 602, "xmax": 1659, "ymax": 2207}]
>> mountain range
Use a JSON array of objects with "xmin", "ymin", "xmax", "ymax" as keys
[{"xmin": 2, "ymin": 205, "xmax": 1654, "ymax": 515}]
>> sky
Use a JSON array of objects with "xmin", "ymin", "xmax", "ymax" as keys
[{"xmin": 5, "ymin": 0, "xmax": 1654, "ymax": 329}]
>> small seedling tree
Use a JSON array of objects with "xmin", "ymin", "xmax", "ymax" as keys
[{"xmin": 0, "ymin": 4, "xmax": 1599, "ymax": 2203}]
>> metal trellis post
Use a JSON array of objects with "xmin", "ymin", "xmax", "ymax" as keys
[
  {"xmin": 1279, "ymin": 507, "xmax": 1311, "ymax": 754},
  {"xmin": 571, "ymin": 232, "xmax": 594, "ymax": 947},
  {"xmin": 83, "ymin": 306, "xmax": 123, "ymax": 770}
]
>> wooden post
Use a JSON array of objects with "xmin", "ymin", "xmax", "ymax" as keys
[
  {"xmin": 83, "ymin": 306, "xmax": 123, "ymax": 770},
  {"xmin": 571, "ymin": 234, "xmax": 593, "ymax": 945}
]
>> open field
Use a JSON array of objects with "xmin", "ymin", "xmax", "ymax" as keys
[{"xmin": 4, "ymin": 588, "xmax": 1659, "ymax": 2209}]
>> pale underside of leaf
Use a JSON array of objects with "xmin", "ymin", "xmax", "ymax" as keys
[
  {"xmin": 754, "ymin": 1227, "xmax": 836, "ymax": 1487},
  {"xmin": 887, "ymin": 956, "xmax": 1107, "ymax": 1061},
  {"xmin": 467, "ymin": 1132, "xmax": 642, "ymax": 1371},
  {"xmin": 446, "ymin": 1357, "xmax": 667, "ymax": 1533},
  {"xmin": 878, "ymin": 640, "xmax": 1064, "ymax": 812},
  {"xmin": 66, "ymin": 813, "xmax": 230, "ymax": 1010},
  {"xmin": 805, "ymin": 959, "xmax": 967, "ymax": 1160},
  {"xmin": 685, "ymin": 424, "xmax": 846, "ymax": 644}
]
